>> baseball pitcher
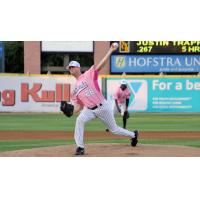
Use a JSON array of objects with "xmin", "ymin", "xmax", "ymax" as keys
[{"xmin": 63, "ymin": 43, "xmax": 139, "ymax": 155}]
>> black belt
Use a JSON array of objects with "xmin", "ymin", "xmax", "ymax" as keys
[{"xmin": 88, "ymin": 103, "xmax": 102, "ymax": 110}]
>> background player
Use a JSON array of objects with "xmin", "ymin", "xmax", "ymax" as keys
[
  {"xmin": 68, "ymin": 43, "xmax": 139, "ymax": 155},
  {"xmin": 106, "ymin": 79, "xmax": 131, "ymax": 131},
  {"xmin": 113, "ymin": 79, "xmax": 130, "ymax": 129}
]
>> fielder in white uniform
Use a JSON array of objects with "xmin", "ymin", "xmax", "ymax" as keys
[{"xmin": 67, "ymin": 43, "xmax": 139, "ymax": 155}]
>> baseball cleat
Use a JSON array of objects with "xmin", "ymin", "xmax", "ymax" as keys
[
  {"xmin": 131, "ymin": 130, "xmax": 139, "ymax": 147},
  {"xmin": 75, "ymin": 147, "xmax": 85, "ymax": 155}
]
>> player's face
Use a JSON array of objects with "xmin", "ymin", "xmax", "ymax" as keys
[
  {"xmin": 120, "ymin": 84, "xmax": 127, "ymax": 91},
  {"xmin": 68, "ymin": 66, "xmax": 80, "ymax": 76}
]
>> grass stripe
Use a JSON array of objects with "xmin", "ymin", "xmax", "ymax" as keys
[{"xmin": 0, "ymin": 113, "xmax": 200, "ymax": 131}]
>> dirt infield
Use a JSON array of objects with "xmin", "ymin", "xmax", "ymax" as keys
[
  {"xmin": 0, "ymin": 143, "xmax": 200, "ymax": 157},
  {"xmin": 1, "ymin": 131, "xmax": 200, "ymax": 140},
  {"xmin": 0, "ymin": 131, "xmax": 200, "ymax": 157}
]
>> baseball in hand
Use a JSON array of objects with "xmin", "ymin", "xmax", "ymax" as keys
[{"xmin": 112, "ymin": 42, "xmax": 119, "ymax": 49}]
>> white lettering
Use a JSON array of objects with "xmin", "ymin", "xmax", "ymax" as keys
[
  {"xmin": 185, "ymin": 57, "xmax": 200, "ymax": 66},
  {"xmin": 153, "ymin": 80, "xmax": 173, "ymax": 90},
  {"xmin": 186, "ymin": 80, "xmax": 200, "ymax": 90},
  {"xmin": 128, "ymin": 57, "xmax": 181, "ymax": 67},
  {"xmin": 175, "ymin": 82, "xmax": 182, "ymax": 90}
]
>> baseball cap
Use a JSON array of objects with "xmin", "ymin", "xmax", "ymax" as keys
[
  {"xmin": 68, "ymin": 61, "xmax": 81, "ymax": 68},
  {"xmin": 120, "ymin": 79, "xmax": 127, "ymax": 85}
]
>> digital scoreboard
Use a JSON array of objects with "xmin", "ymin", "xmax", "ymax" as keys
[
  {"xmin": 110, "ymin": 41, "xmax": 200, "ymax": 73},
  {"xmin": 113, "ymin": 41, "xmax": 200, "ymax": 54}
]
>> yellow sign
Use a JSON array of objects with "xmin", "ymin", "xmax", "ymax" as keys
[
  {"xmin": 119, "ymin": 41, "xmax": 130, "ymax": 53},
  {"xmin": 115, "ymin": 56, "xmax": 125, "ymax": 68}
]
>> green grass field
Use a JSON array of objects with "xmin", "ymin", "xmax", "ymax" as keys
[
  {"xmin": 0, "ymin": 113, "xmax": 200, "ymax": 152},
  {"xmin": 0, "ymin": 113, "xmax": 200, "ymax": 131}
]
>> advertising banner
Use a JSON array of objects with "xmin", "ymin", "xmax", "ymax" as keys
[
  {"xmin": 0, "ymin": 42, "xmax": 2, "ymax": 56},
  {"xmin": 106, "ymin": 77, "xmax": 200, "ymax": 112},
  {"xmin": 0, "ymin": 42, "xmax": 4, "ymax": 72},
  {"xmin": 0, "ymin": 75, "xmax": 102, "ymax": 112},
  {"xmin": 111, "ymin": 55, "xmax": 200, "ymax": 73}
]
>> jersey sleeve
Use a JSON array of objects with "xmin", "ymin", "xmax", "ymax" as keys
[{"xmin": 84, "ymin": 65, "xmax": 98, "ymax": 80}]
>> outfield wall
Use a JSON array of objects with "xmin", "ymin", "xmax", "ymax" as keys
[{"xmin": 0, "ymin": 74, "xmax": 199, "ymax": 112}]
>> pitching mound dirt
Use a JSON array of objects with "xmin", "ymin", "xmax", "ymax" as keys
[{"xmin": 0, "ymin": 143, "xmax": 200, "ymax": 157}]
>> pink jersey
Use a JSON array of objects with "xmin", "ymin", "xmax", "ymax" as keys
[
  {"xmin": 114, "ymin": 87, "xmax": 130, "ymax": 104},
  {"xmin": 71, "ymin": 65, "xmax": 105, "ymax": 108}
]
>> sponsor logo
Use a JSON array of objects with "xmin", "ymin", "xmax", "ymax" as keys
[
  {"xmin": 119, "ymin": 41, "xmax": 130, "ymax": 53},
  {"xmin": 115, "ymin": 56, "xmax": 126, "ymax": 68},
  {"xmin": 127, "ymin": 80, "xmax": 148, "ymax": 111}
]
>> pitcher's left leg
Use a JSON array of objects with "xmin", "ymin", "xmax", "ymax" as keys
[{"xmin": 74, "ymin": 108, "xmax": 96, "ymax": 149}]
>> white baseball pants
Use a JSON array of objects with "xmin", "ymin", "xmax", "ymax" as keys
[{"xmin": 74, "ymin": 100, "xmax": 136, "ymax": 148}]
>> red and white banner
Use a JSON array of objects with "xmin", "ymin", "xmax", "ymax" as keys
[{"xmin": 0, "ymin": 75, "xmax": 79, "ymax": 112}]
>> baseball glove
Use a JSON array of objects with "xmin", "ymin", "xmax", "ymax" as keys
[
  {"xmin": 123, "ymin": 111, "xmax": 130, "ymax": 119},
  {"xmin": 60, "ymin": 101, "xmax": 74, "ymax": 117}
]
